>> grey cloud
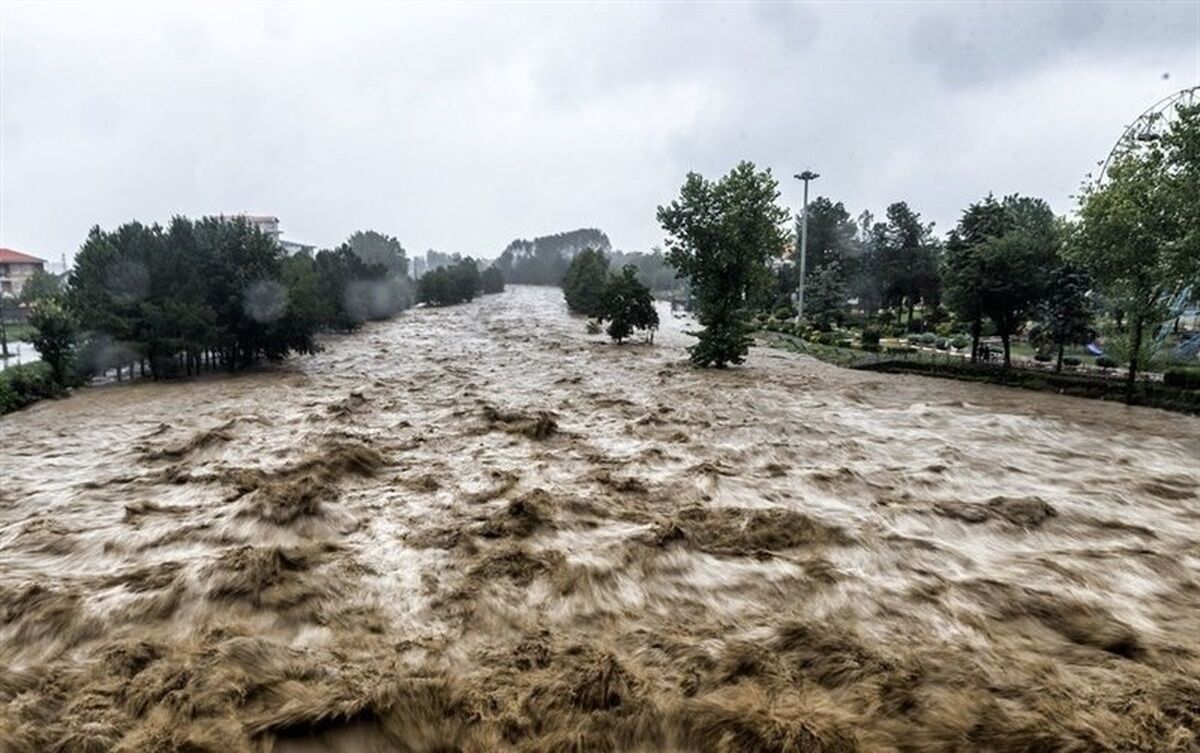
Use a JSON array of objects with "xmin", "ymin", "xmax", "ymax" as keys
[{"xmin": 1, "ymin": 1, "xmax": 1197, "ymax": 264}]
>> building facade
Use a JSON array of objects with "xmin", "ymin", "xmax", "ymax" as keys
[{"xmin": 0, "ymin": 248, "xmax": 47, "ymax": 297}]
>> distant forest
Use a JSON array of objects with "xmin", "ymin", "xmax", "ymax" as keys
[{"xmin": 493, "ymin": 227, "xmax": 679, "ymax": 292}]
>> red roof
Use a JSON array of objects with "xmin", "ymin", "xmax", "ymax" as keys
[{"xmin": 0, "ymin": 248, "xmax": 46, "ymax": 264}]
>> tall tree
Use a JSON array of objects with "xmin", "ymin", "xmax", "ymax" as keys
[
  {"xmin": 28, "ymin": 297, "xmax": 78, "ymax": 385},
  {"xmin": 872, "ymin": 202, "xmax": 941, "ymax": 327},
  {"xmin": 346, "ymin": 230, "xmax": 409, "ymax": 277},
  {"xmin": 944, "ymin": 196, "xmax": 1009, "ymax": 361},
  {"xmin": 561, "ymin": 248, "xmax": 610, "ymax": 317},
  {"xmin": 802, "ymin": 197, "xmax": 859, "ymax": 272},
  {"xmin": 1032, "ymin": 260, "xmax": 1094, "ymax": 372},
  {"xmin": 1071, "ymin": 103, "xmax": 1200, "ymax": 398},
  {"xmin": 978, "ymin": 197, "xmax": 1059, "ymax": 366},
  {"xmin": 658, "ymin": 161, "xmax": 790, "ymax": 367}
]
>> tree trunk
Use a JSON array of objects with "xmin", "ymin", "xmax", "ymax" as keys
[
  {"xmin": 970, "ymin": 315, "xmax": 982, "ymax": 364},
  {"xmin": 906, "ymin": 300, "xmax": 916, "ymax": 331},
  {"xmin": 1000, "ymin": 330, "xmax": 1011, "ymax": 368},
  {"xmin": 1126, "ymin": 314, "xmax": 1144, "ymax": 404},
  {"xmin": 1055, "ymin": 341, "xmax": 1064, "ymax": 373}
]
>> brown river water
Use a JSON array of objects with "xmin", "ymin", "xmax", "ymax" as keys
[{"xmin": 2, "ymin": 285, "xmax": 1199, "ymax": 752}]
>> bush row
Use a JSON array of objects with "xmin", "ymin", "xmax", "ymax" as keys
[{"xmin": 0, "ymin": 362, "xmax": 62, "ymax": 415}]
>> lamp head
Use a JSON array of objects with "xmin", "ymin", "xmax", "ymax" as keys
[{"xmin": 794, "ymin": 170, "xmax": 820, "ymax": 181}]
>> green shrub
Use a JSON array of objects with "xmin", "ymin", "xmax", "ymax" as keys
[
  {"xmin": 836, "ymin": 339, "xmax": 852, "ymax": 348},
  {"xmin": 950, "ymin": 336, "xmax": 969, "ymax": 350},
  {"xmin": 585, "ymin": 319, "xmax": 601, "ymax": 335},
  {"xmin": 1062, "ymin": 356, "xmax": 1081, "ymax": 367},
  {"xmin": 906, "ymin": 333, "xmax": 923, "ymax": 344},
  {"xmin": 817, "ymin": 332, "xmax": 839, "ymax": 346},
  {"xmin": 0, "ymin": 362, "xmax": 61, "ymax": 414},
  {"xmin": 935, "ymin": 338, "xmax": 950, "ymax": 351},
  {"xmin": 860, "ymin": 328, "xmax": 881, "ymax": 348},
  {"xmin": 774, "ymin": 305, "xmax": 795, "ymax": 320},
  {"xmin": 1034, "ymin": 353, "xmax": 1052, "ymax": 363},
  {"xmin": 919, "ymin": 333, "xmax": 936, "ymax": 345},
  {"xmin": 885, "ymin": 346, "xmax": 917, "ymax": 355},
  {"xmin": 1163, "ymin": 367, "xmax": 1200, "ymax": 390},
  {"xmin": 1095, "ymin": 356, "xmax": 1118, "ymax": 368},
  {"xmin": 935, "ymin": 322, "xmax": 955, "ymax": 337},
  {"xmin": 861, "ymin": 343, "xmax": 881, "ymax": 353}
]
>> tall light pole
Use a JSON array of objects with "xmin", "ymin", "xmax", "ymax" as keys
[{"xmin": 793, "ymin": 170, "xmax": 819, "ymax": 320}]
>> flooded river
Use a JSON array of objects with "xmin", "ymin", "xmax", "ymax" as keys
[{"xmin": 2, "ymin": 285, "xmax": 1198, "ymax": 752}]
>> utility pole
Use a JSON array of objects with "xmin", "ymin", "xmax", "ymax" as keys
[{"xmin": 793, "ymin": 170, "xmax": 819, "ymax": 320}]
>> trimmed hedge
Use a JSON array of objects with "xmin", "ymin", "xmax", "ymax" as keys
[
  {"xmin": 1164, "ymin": 367, "xmax": 1200, "ymax": 390},
  {"xmin": 0, "ymin": 362, "xmax": 62, "ymax": 415}
]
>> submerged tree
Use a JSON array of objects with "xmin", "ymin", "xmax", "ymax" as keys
[
  {"xmin": 561, "ymin": 248, "xmax": 609, "ymax": 317},
  {"xmin": 598, "ymin": 265, "xmax": 659, "ymax": 343},
  {"xmin": 417, "ymin": 258, "xmax": 482, "ymax": 306},
  {"xmin": 658, "ymin": 161, "xmax": 789, "ymax": 367}
]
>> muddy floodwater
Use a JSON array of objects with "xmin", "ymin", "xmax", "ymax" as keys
[{"xmin": 2, "ymin": 285, "xmax": 1199, "ymax": 752}]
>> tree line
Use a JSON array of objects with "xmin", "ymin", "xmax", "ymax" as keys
[
  {"xmin": 415, "ymin": 257, "xmax": 506, "ymax": 306},
  {"xmin": 656, "ymin": 102, "xmax": 1200, "ymax": 393},
  {"xmin": 22, "ymin": 218, "xmax": 416, "ymax": 386}
]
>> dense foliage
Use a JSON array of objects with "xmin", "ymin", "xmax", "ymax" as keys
[
  {"xmin": 481, "ymin": 266, "xmax": 506, "ymax": 294},
  {"xmin": 1070, "ymin": 103, "xmax": 1200, "ymax": 396},
  {"xmin": 27, "ymin": 298, "xmax": 77, "ymax": 384},
  {"xmin": 494, "ymin": 228, "xmax": 611, "ymax": 285},
  {"xmin": 18, "ymin": 269, "xmax": 64, "ymax": 305},
  {"xmin": 417, "ymin": 258, "xmax": 483, "ymax": 306},
  {"xmin": 598, "ymin": 265, "xmax": 659, "ymax": 343},
  {"xmin": 0, "ymin": 362, "xmax": 61, "ymax": 414},
  {"xmin": 658, "ymin": 161, "xmax": 790, "ymax": 367},
  {"xmin": 561, "ymin": 248, "xmax": 610, "ymax": 316},
  {"xmin": 67, "ymin": 217, "xmax": 412, "ymax": 380},
  {"xmin": 943, "ymin": 195, "xmax": 1059, "ymax": 366}
]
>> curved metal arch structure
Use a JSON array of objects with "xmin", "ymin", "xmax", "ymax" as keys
[{"xmin": 1098, "ymin": 85, "xmax": 1200, "ymax": 180}]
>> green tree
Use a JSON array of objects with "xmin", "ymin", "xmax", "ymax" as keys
[
  {"xmin": 598, "ymin": 265, "xmax": 659, "ymax": 343},
  {"xmin": 1071, "ymin": 103, "xmax": 1200, "ymax": 397},
  {"xmin": 804, "ymin": 260, "xmax": 847, "ymax": 331},
  {"xmin": 874, "ymin": 202, "xmax": 941, "ymax": 328},
  {"xmin": 19, "ymin": 270, "xmax": 63, "ymax": 305},
  {"xmin": 28, "ymin": 297, "xmax": 78, "ymax": 384},
  {"xmin": 802, "ymin": 198, "xmax": 860, "ymax": 273},
  {"xmin": 346, "ymin": 230, "xmax": 409, "ymax": 277},
  {"xmin": 977, "ymin": 198, "xmax": 1059, "ymax": 367},
  {"xmin": 658, "ymin": 161, "xmax": 790, "ymax": 367},
  {"xmin": 417, "ymin": 258, "xmax": 482, "ymax": 306},
  {"xmin": 561, "ymin": 248, "xmax": 609, "ymax": 316},
  {"xmin": 944, "ymin": 196, "xmax": 1009, "ymax": 361},
  {"xmin": 1032, "ymin": 261, "xmax": 1093, "ymax": 372},
  {"xmin": 944, "ymin": 194, "xmax": 1058, "ymax": 366},
  {"xmin": 481, "ymin": 266, "xmax": 506, "ymax": 294}
]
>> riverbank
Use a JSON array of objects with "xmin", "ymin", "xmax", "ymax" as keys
[{"xmin": 758, "ymin": 329, "xmax": 1200, "ymax": 415}]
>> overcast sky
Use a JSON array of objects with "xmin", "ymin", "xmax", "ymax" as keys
[{"xmin": 2, "ymin": 1, "xmax": 1198, "ymax": 264}]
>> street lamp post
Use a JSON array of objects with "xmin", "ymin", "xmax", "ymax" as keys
[{"xmin": 793, "ymin": 170, "xmax": 819, "ymax": 320}]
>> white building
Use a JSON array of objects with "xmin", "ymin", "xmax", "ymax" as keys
[{"xmin": 222, "ymin": 214, "xmax": 313, "ymax": 255}]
